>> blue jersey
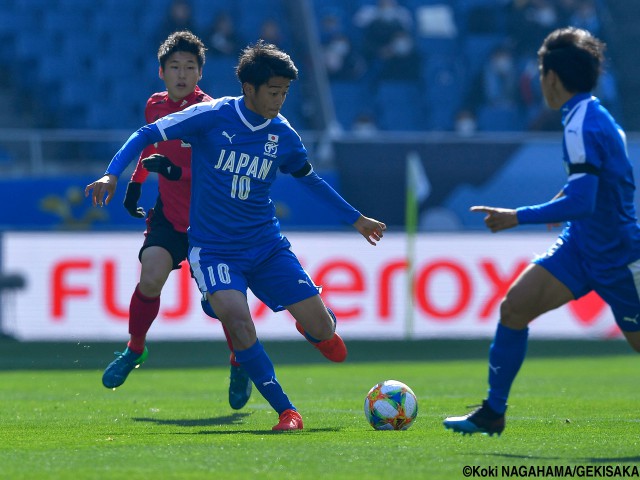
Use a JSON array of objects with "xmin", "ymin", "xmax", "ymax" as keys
[
  {"xmin": 106, "ymin": 96, "xmax": 361, "ymax": 249},
  {"xmin": 518, "ymin": 93, "xmax": 640, "ymax": 270}
]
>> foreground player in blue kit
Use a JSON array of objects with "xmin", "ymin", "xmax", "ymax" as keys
[
  {"xmin": 443, "ymin": 27, "xmax": 640, "ymax": 436},
  {"xmin": 86, "ymin": 40, "xmax": 386, "ymax": 431}
]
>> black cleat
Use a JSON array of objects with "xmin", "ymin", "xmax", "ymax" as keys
[{"xmin": 443, "ymin": 400, "xmax": 506, "ymax": 436}]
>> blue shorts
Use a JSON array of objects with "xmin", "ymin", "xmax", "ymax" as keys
[
  {"xmin": 188, "ymin": 236, "xmax": 320, "ymax": 315},
  {"xmin": 534, "ymin": 234, "xmax": 640, "ymax": 332}
]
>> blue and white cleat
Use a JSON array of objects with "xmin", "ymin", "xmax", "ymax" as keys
[
  {"xmin": 102, "ymin": 346, "xmax": 149, "ymax": 389},
  {"xmin": 443, "ymin": 400, "xmax": 505, "ymax": 436},
  {"xmin": 228, "ymin": 364, "xmax": 252, "ymax": 410}
]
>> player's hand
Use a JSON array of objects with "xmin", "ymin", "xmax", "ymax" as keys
[
  {"xmin": 470, "ymin": 206, "xmax": 518, "ymax": 233},
  {"xmin": 142, "ymin": 154, "xmax": 182, "ymax": 181},
  {"xmin": 85, "ymin": 174, "xmax": 117, "ymax": 207},
  {"xmin": 353, "ymin": 215, "xmax": 386, "ymax": 246},
  {"xmin": 123, "ymin": 181, "xmax": 145, "ymax": 218}
]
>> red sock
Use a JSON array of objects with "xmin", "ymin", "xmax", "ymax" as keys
[
  {"xmin": 223, "ymin": 325, "xmax": 240, "ymax": 366},
  {"xmin": 127, "ymin": 284, "xmax": 160, "ymax": 353}
]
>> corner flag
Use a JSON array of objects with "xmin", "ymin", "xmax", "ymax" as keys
[{"xmin": 405, "ymin": 151, "xmax": 430, "ymax": 339}]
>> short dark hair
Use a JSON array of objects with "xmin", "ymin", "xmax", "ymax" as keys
[
  {"xmin": 158, "ymin": 30, "xmax": 206, "ymax": 69},
  {"xmin": 538, "ymin": 27, "xmax": 605, "ymax": 93},
  {"xmin": 236, "ymin": 39, "xmax": 298, "ymax": 90}
]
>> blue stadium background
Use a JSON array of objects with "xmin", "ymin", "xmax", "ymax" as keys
[{"xmin": 0, "ymin": 0, "xmax": 639, "ymax": 233}]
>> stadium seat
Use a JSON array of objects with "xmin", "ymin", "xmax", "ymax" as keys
[
  {"xmin": 422, "ymin": 56, "xmax": 467, "ymax": 130},
  {"xmin": 462, "ymin": 34, "xmax": 507, "ymax": 80},
  {"xmin": 375, "ymin": 81, "xmax": 425, "ymax": 131},
  {"xmin": 476, "ymin": 104, "xmax": 525, "ymax": 132},
  {"xmin": 202, "ymin": 56, "xmax": 240, "ymax": 97},
  {"xmin": 329, "ymin": 80, "xmax": 364, "ymax": 130}
]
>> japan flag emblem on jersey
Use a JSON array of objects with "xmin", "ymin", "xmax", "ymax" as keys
[{"xmin": 264, "ymin": 134, "xmax": 279, "ymax": 157}]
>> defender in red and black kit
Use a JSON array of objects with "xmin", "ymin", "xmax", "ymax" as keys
[{"xmin": 101, "ymin": 30, "xmax": 252, "ymax": 410}]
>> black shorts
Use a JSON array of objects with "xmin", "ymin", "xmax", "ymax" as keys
[{"xmin": 139, "ymin": 197, "xmax": 188, "ymax": 270}]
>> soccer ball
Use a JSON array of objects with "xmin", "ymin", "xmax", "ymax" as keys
[{"xmin": 364, "ymin": 380, "xmax": 418, "ymax": 430}]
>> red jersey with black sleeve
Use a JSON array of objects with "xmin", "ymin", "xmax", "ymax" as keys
[{"xmin": 129, "ymin": 86, "xmax": 212, "ymax": 233}]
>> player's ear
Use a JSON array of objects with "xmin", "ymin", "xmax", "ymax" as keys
[
  {"xmin": 242, "ymin": 82, "xmax": 254, "ymax": 96},
  {"xmin": 159, "ymin": 66, "xmax": 164, "ymax": 81}
]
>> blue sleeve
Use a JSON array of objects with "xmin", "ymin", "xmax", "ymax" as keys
[
  {"xmin": 516, "ymin": 174, "xmax": 598, "ymax": 224},
  {"xmin": 294, "ymin": 170, "xmax": 361, "ymax": 225},
  {"xmin": 105, "ymin": 124, "xmax": 163, "ymax": 177}
]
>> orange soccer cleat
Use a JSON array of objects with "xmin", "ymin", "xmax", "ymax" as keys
[{"xmin": 272, "ymin": 409, "xmax": 304, "ymax": 431}]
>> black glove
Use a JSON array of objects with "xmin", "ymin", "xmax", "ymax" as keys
[
  {"xmin": 123, "ymin": 181, "xmax": 145, "ymax": 218},
  {"xmin": 142, "ymin": 154, "xmax": 182, "ymax": 181}
]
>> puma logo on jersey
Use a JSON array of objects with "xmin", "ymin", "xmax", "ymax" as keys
[
  {"xmin": 623, "ymin": 314, "xmax": 639, "ymax": 325},
  {"xmin": 298, "ymin": 279, "xmax": 310, "ymax": 286},
  {"xmin": 222, "ymin": 131, "xmax": 236, "ymax": 143}
]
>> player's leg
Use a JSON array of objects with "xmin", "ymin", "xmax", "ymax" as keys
[
  {"xmin": 596, "ymin": 258, "xmax": 640, "ymax": 353},
  {"xmin": 191, "ymin": 248, "xmax": 301, "ymax": 430},
  {"xmin": 102, "ymin": 245, "xmax": 172, "ymax": 389},
  {"xmin": 208, "ymin": 290, "xmax": 302, "ymax": 430},
  {"xmin": 444, "ymin": 263, "xmax": 575, "ymax": 435},
  {"xmin": 200, "ymin": 296, "xmax": 252, "ymax": 410},
  {"xmin": 287, "ymin": 296, "xmax": 347, "ymax": 362},
  {"xmin": 247, "ymin": 239, "xmax": 346, "ymax": 362},
  {"xmin": 489, "ymin": 263, "xmax": 574, "ymax": 408},
  {"xmin": 622, "ymin": 331, "xmax": 640, "ymax": 352},
  {"xmin": 130, "ymin": 246, "xmax": 173, "ymax": 347},
  {"xmin": 103, "ymin": 203, "xmax": 183, "ymax": 389}
]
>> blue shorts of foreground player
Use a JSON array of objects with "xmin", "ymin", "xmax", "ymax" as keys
[
  {"xmin": 534, "ymin": 233, "xmax": 640, "ymax": 332},
  {"xmin": 188, "ymin": 235, "xmax": 321, "ymax": 312}
]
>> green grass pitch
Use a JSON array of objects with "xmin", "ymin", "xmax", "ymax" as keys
[{"xmin": 0, "ymin": 339, "xmax": 639, "ymax": 479}]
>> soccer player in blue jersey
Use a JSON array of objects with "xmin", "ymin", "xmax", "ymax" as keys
[
  {"xmin": 443, "ymin": 27, "xmax": 640, "ymax": 436},
  {"xmin": 86, "ymin": 40, "xmax": 386, "ymax": 431}
]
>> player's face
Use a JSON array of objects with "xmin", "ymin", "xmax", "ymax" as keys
[
  {"xmin": 243, "ymin": 76, "xmax": 291, "ymax": 119},
  {"xmin": 159, "ymin": 51, "xmax": 202, "ymax": 102},
  {"xmin": 539, "ymin": 66, "xmax": 562, "ymax": 110}
]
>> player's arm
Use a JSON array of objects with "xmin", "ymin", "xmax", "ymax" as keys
[
  {"xmin": 516, "ymin": 172, "xmax": 598, "ymax": 224},
  {"xmin": 85, "ymin": 124, "xmax": 163, "ymax": 207},
  {"xmin": 291, "ymin": 162, "xmax": 386, "ymax": 245},
  {"xmin": 471, "ymin": 173, "xmax": 598, "ymax": 233},
  {"xmin": 142, "ymin": 153, "xmax": 182, "ymax": 180},
  {"xmin": 122, "ymin": 146, "xmax": 156, "ymax": 218}
]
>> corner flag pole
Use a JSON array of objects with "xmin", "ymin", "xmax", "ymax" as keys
[{"xmin": 405, "ymin": 151, "xmax": 430, "ymax": 340}]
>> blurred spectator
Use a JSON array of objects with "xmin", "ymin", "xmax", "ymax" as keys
[
  {"xmin": 353, "ymin": 0, "xmax": 413, "ymax": 66},
  {"xmin": 352, "ymin": 111, "xmax": 379, "ymax": 136},
  {"xmin": 518, "ymin": 55, "xmax": 545, "ymax": 125},
  {"xmin": 204, "ymin": 11, "xmax": 245, "ymax": 57},
  {"xmin": 466, "ymin": 1, "xmax": 507, "ymax": 34},
  {"xmin": 158, "ymin": 0, "xmax": 196, "ymax": 43},
  {"xmin": 353, "ymin": 0, "xmax": 413, "ymax": 31},
  {"xmin": 568, "ymin": 0, "xmax": 601, "ymax": 36},
  {"xmin": 594, "ymin": 60, "xmax": 621, "ymax": 118},
  {"xmin": 508, "ymin": 0, "xmax": 561, "ymax": 57},
  {"xmin": 353, "ymin": 0, "xmax": 420, "ymax": 83},
  {"xmin": 454, "ymin": 109, "xmax": 477, "ymax": 137},
  {"xmin": 259, "ymin": 19, "xmax": 285, "ymax": 48},
  {"xmin": 323, "ymin": 33, "xmax": 367, "ymax": 81},
  {"xmin": 320, "ymin": 13, "xmax": 366, "ymax": 81},
  {"xmin": 378, "ymin": 30, "xmax": 421, "ymax": 81},
  {"xmin": 483, "ymin": 45, "xmax": 518, "ymax": 107}
]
